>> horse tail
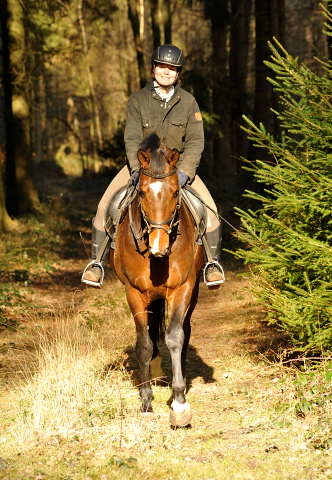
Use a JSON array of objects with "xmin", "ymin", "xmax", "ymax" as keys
[{"xmin": 150, "ymin": 298, "xmax": 167, "ymax": 342}]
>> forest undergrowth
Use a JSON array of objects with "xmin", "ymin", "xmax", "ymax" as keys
[{"xmin": 0, "ymin": 177, "xmax": 332, "ymax": 479}]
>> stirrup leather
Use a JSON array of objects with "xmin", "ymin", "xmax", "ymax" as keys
[
  {"xmin": 203, "ymin": 261, "xmax": 225, "ymax": 287},
  {"xmin": 81, "ymin": 260, "xmax": 105, "ymax": 288}
]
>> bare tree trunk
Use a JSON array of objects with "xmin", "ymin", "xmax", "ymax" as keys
[
  {"xmin": 128, "ymin": 0, "xmax": 147, "ymax": 88},
  {"xmin": 33, "ymin": 75, "xmax": 44, "ymax": 164},
  {"xmin": 3, "ymin": 0, "xmax": 39, "ymax": 214},
  {"xmin": 149, "ymin": 0, "xmax": 161, "ymax": 48},
  {"xmin": 230, "ymin": 0, "xmax": 252, "ymax": 166},
  {"xmin": 163, "ymin": 0, "xmax": 172, "ymax": 44},
  {"xmin": 77, "ymin": 0, "xmax": 103, "ymax": 156},
  {"xmin": 44, "ymin": 72, "xmax": 54, "ymax": 163},
  {"xmin": 253, "ymin": 0, "xmax": 274, "ymax": 134},
  {"xmin": 206, "ymin": 0, "xmax": 234, "ymax": 176}
]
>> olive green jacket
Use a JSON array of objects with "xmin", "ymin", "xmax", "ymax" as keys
[{"xmin": 124, "ymin": 80, "xmax": 204, "ymax": 182}]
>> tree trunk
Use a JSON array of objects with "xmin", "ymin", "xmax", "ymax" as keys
[
  {"xmin": 230, "ymin": 0, "xmax": 252, "ymax": 166},
  {"xmin": 33, "ymin": 75, "xmax": 44, "ymax": 164},
  {"xmin": 253, "ymin": 0, "xmax": 274, "ymax": 134},
  {"xmin": 77, "ymin": 0, "xmax": 103, "ymax": 155},
  {"xmin": 44, "ymin": 72, "xmax": 54, "ymax": 163},
  {"xmin": 206, "ymin": 0, "xmax": 234, "ymax": 176},
  {"xmin": 0, "ymin": 146, "xmax": 16, "ymax": 231},
  {"xmin": 149, "ymin": 0, "xmax": 161, "ymax": 48},
  {"xmin": 2, "ymin": 0, "xmax": 39, "ymax": 214},
  {"xmin": 128, "ymin": 0, "xmax": 147, "ymax": 89},
  {"xmin": 163, "ymin": 0, "xmax": 172, "ymax": 44}
]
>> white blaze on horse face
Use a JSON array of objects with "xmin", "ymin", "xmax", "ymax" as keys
[
  {"xmin": 150, "ymin": 228, "xmax": 169, "ymax": 256},
  {"xmin": 150, "ymin": 229, "xmax": 163, "ymax": 256},
  {"xmin": 149, "ymin": 181, "xmax": 163, "ymax": 196}
]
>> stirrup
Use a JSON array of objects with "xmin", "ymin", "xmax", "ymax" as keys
[
  {"xmin": 81, "ymin": 260, "xmax": 105, "ymax": 288},
  {"xmin": 203, "ymin": 261, "xmax": 225, "ymax": 287}
]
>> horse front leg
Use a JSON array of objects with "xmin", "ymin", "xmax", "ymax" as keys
[
  {"xmin": 125, "ymin": 285, "xmax": 153, "ymax": 413},
  {"xmin": 165, "ymin": 282, "xmax": 195, "ymax": 427}
]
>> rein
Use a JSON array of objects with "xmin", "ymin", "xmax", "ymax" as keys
[
  {"xmin": 140, "ymin": 167, "xmax": 177, "ymax": 179},
  {"xmin": 129, "ymin": 167, "xmax": 181, "ymax": 243}
]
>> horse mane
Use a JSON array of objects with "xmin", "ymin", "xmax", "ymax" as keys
[{"xmin": 139, "ymin": 133, "xmax": 166, "ymax": 175}]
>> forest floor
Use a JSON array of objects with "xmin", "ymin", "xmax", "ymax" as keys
[{"xmin": 0, "ymin": 173, "xmax": 332, "ymax": 479}]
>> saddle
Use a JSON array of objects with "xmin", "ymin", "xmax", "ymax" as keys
[{"xmin": 104, "ymin": 184, "xmax": 208, "ymax": 249}]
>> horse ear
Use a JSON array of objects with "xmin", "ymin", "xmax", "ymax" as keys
[
  {"xmin": 166, "ymin": 149, "xmax": 179, "ymax": 168},
  {"xmin": 137, "ymin": 149, "xmax": 151, "ymax": 169}
]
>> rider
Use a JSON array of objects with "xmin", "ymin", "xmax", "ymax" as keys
[{"xmin": 82, "ymin": 44, "xmax": 224, "ymax": 288}]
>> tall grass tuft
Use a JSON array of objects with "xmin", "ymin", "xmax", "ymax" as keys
[{"xmin": 13, "ymin": 300, "xmax": 139, "ymax": 452}]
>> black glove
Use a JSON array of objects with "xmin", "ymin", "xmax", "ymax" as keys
[
  {"xmin": 132, "ymin": 170, "xmax": 140, "ymax": 187},
  {"xmin": 178, "ymin": 171, "xmax": 189, "ymax": 187}
]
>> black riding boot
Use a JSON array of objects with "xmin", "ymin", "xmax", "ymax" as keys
[
  {"xmin": 203, "ymin": 224, "xmax": 225, "ymax": 289},
  {"xmin": 81, "ymin": 219, "xmax": 111, "ymax": 287}
]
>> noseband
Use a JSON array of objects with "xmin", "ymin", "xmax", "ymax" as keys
[{"xmin": 129, "ymin": 166, "xmax": 181, "ymax": 244}]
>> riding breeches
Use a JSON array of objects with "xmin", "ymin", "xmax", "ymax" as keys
[{"xmin": 94, "ymin": 166, "xmax": 219, "ymax": 232}]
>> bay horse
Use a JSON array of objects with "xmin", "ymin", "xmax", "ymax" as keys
[{"xmin": 109, "ymin": 133, "xmax": 203, "ymax": 426}]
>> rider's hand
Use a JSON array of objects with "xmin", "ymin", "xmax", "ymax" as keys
[
  {"xmin": 132, "ymin": 170, "xmax": 140, "ymax": 188},
  {"xmin": 178, "ymin": 171, "xmax": 189, "ymax": 187}
]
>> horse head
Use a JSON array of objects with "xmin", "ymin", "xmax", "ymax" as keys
[{"xmin": 137, "ymin": 134, "xmax": 180, "ymax": 257}]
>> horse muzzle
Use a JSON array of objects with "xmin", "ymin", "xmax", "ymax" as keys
[{"xmin": 149, "ymin": 228, "xmax": 170, "ymax": 257}]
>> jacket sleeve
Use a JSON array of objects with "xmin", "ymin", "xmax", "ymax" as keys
[
  {"xmin": 177, "ymin": 98, "xmax": 204, "ymax": 182},
  {"xmin": 124, "ymin": 95, "xmax": 143, "ymax": 172}
]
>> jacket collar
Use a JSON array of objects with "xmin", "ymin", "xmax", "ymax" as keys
[{"xmin": 146, "ymin": 80, "xmax": 181, "ymax": 96}]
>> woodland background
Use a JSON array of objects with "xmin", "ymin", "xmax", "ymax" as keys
[{"xmin": 0, "ymin": 0, "xmax": 331, "ymax": 226}]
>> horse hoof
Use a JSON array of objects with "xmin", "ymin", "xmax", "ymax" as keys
[{"xmin": 169, "ymin": 403, "xmax": 192, "ymax": 427}]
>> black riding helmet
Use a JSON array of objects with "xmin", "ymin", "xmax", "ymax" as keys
[{"xmin": 151, "ymin": 44, "xmax": 185, "ymax": 71}]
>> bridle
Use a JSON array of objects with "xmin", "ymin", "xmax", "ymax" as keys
[{"xmin": 129, "ymin": 166, "xmax": 181, "ymax": 244}]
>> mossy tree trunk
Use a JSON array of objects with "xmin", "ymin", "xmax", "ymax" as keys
[
  {"xmin": 0, "ymin": 148, "xmax": 16, "ymax": 231},
  {"xmin": 3, "ymin": 0, "xmax": 39, "ymax": 215}
]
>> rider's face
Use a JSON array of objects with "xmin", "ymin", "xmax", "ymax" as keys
[{"xmin": 154, "ymin": 63, "xmax": 178, "ymax": 87}]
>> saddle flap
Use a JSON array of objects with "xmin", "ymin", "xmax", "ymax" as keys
[
  {"xmin": 181, "ymin": 185, "xmax": 207, "ymax": 242},
  {"xmin": 104, "ymin": 185, "xmax": 137, "ymax": 241}
]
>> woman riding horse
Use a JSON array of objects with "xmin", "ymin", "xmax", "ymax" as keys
[{"xmin": 82, "ymin": 44, "xmax": 224, "ymax": 287}]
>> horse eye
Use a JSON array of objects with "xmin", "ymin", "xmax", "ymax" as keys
[
  {"xmin": 139, "ymin": 190, "xmax": 146, "ymax": 198},
  {"xmin": 173, "ymin": 190, "xmax": 179, "ymax": 198}
]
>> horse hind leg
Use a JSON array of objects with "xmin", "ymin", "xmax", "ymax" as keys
[{"xmin": 148, "ymin": 299, "xmax": 166, "ymax": 385}]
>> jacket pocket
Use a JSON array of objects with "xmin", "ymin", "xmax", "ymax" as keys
[
  {"xmin": 168, "ymin": 118, "xmax": 188, "ymax": 151},
  {"xmin": 142, "ymin": 117, "xmax": 157, "ymax": 139},
  {"xmin": 170, "ymin": 118, "xmax": 188, "ymax": 129}
]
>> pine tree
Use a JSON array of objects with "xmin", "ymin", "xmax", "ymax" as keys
[{"xmin": 234, "ymin": 8, "xmax": 332, "ymax": 352}]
